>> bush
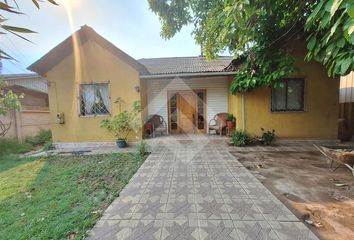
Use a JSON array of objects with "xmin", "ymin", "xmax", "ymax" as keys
[
  {"xmin": 25, "ymin": 129, "xmax": 52, "ymax": 146},
  {"xmin": 231, "ymin": 130, "xmax": 249, "ymax": 146},
  {"xmin": 0, "ymin": 138, "xmax": 33, "ymax": 157},
  {"xmin": 101, "ymin": 111, "xmax": 134, "ymax": 140},
  {"xmin": 260, "ymin": 128, "xmax": 275, "ymax": 145}
]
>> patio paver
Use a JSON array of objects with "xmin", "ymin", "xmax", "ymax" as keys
[{"xmin": 87, "ymin": 139, "xmax": 318, "ymax": 240}]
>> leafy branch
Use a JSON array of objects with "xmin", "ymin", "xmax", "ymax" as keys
[
  {"xmin": 148, "ymin": 0, "xmax": 353, "ymax": 94},
  {"xmin": 305, "ymin": 0, "xmax": 354, "ymax": 76},
  {"xmin": 0, "ymin": 0, "xmax": 58, "ymax": 60}
]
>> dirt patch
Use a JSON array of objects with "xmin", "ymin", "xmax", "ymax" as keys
[{"xmin": 231, "ymin": 150, "xmax": 354, "ymax": 240}]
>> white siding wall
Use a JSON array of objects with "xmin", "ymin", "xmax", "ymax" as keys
[
  {"xmin": 340, "ymin": 71, "xmax": 354, "ymax": 103},
  {"xmin": 146, "ymin": 76, "xmax": 229, "ymax": 132}
]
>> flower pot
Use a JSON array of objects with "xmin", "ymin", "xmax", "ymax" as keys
[
  {"xmin": 145, "ymin": 122, "xmax": 152, "ymax": 130},
  {"xmin": 226, "ymin": 121, "xmax": 234, "ymax": 129},
  {"xmin": 116, "ymin": 139, "xmax": 127, "ymax": 148}
]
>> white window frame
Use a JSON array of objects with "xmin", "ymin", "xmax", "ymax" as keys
[{"xmin": 78, "ymin": 81, "xmax": 111, "ymax": 117}]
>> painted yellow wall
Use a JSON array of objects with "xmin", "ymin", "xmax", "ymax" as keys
[
  {"xmin": 46, "ymin": 40, "xmax": 142, "ymax": 143},
  {"xmin": 229, "ymin": 40, "xmax": 339, "ymax": 139}
]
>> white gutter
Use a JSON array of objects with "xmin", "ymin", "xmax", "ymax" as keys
[
  {"xmin": 140, "ymin": 71, "xmax": 237, "ymax": 79},
  {"xmin": 242, "ymin": 93, "xmax": 245, "ymax": 131}
]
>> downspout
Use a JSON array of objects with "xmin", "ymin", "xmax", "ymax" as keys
[{"xmin": 242, "ymin": 93, "xmax": 245, "ymax": 131}]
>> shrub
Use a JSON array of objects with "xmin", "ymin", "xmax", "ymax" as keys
[
  {"xmin": 0, "ymin": 138, "xmax": 32, "ymax": 157},
  {"xmin": 231, "ymin": 130, "xmax": 249, "ymax": 146},
  {"xmin": 101, "ymin": 101, "xmax": 142, "ymax": 141},
  {"xmin": 101, "ymin": 111, "xmax": 134, "ymax": 140},
  {"xmin": 260, "ymin": 128, "xmax": 276, "ymax": 145},
  {"xmin": 25, "ymin": 129, "xmax": 52, "ymax": 146},
  {"xmin": 136, "ymin": 140, "xmax": 148, "ymax": 156}
]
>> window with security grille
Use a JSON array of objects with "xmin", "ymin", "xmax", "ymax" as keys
[
  {"xmin": 271, "ymin": 78, "xmax": 304, "ymax": 112},
  {"xmin": 79, "ymin": 83, "xmax": 110, "ymax": 116}
]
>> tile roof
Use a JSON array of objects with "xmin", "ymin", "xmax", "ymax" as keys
[
  {"xmin": 138, "ymin": 56, "xmax": 234, "ymax": 75},
  {"xmin": 28, "ymin": 25, "xmax": 236, "ymax": 77}
]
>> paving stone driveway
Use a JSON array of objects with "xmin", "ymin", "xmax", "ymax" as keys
[{"xmin": 87, "ymin": 140, "xmax": 318, "ymax": 240}]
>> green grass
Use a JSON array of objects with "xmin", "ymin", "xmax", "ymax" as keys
[
  {"xmin": 0, "ymin": 138, "xmax": 33, "ymax": 156},
  {"xmin": 0, "ymin": 153, "xmax": 146, "ymax": 240},
  {"xmin": 0, "ymin": 130, "xmax": 53, "ymax": 158}
]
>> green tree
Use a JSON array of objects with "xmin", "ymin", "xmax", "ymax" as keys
[
  {"xmin": 148, "ymin": 0, "xmax": 354, "ymax": 93},
  {"xmin": 305, "ymin": 0, "xmax": 354, "ymax": 76},
  {"xmin": 0, "ymin": 79, "xmax": 23, "ymax": 137}
]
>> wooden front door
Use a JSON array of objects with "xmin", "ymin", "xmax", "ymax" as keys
[
  {"xmin": 168, "ymin": 90, "xmax": 206, "ymax": 134},
  {"xmin": 179, "ymin": 91, "xmax": 196, "ymax": 133}
]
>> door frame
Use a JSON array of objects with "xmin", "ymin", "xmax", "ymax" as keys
[{"xmin": 167, "ymin": 89, "xmax": 207, "ymax": 134}]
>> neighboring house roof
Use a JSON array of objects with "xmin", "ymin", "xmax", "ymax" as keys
[
  {"xmin": 5, "ymin": 84, "xmax": 48, "ymax": 97},
  {"xmin": 28, "ymin": 25, "xmax": 149, "ymax": 75},
  {"xmin": 138, "ymin": 56, "xmax": 235, "ymax": 77},
  {"xmin": 1, "ymin": 73, "xmax": 48, "ymax": 93},
  {"xmin": 4, "ymin": 84, "xmax": 49, "ymax": 110}
]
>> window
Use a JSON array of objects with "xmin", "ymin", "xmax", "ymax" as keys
[
  {"xmin": 79, "ymin": 83, "xmax": 110, "ymax": 116},
  {"xmin": 271, "ymin": 78, "xmax": 304, "ymax": 112}
]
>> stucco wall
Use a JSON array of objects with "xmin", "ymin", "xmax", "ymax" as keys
[
  {"xmin": 229, "ymin": 40, "xmax": 339, "ymax": 139},
  {"xmin": 46, "ymin": 40, "xmax": 141, "ymax": 143}
]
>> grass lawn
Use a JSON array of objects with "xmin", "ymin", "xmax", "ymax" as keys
[{"xmin": 0, "ymin": 152, "xmax": 146, "ymax": 240}]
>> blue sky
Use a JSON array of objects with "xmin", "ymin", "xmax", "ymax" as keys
[{"xmin": 0, "ymin": 0, "xmax": 200, "ymax": 74}]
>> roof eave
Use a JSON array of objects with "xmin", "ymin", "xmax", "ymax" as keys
[{"xmin": 140, "ymin": 71, "xmax": 237, "ymax": 79}]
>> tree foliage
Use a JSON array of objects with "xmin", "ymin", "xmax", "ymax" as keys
[
  {"xmin": 0, "ymin": 0, "xmax": 57, "ymax": 59},
  {"xmin": 305, "ymin": 0, "xmax": 354, "ymax": 76},
  {"xmin": 148, "ymin": 0, "xmax": 353, "ymax": 93},
  {"xmin": 0, "ymin": 79, "xmax": 23, "ymax": 137},
  {"xmin": 0, "ymin": 79, "xmax": 22, "ymax": 115}
]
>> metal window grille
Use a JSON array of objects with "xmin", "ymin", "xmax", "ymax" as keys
[
  {"xmin": 271, "ymin": 78, "xmax": 304, "ymax": 112},
  {"xmin": 79, "ymin": 83, "xmax": 110, "ymax": 116}
]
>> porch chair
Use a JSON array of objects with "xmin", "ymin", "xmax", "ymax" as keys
[
  {"xmin": 146, "ymin": 114, "xmax": 167, "ymax": 138},
  {"xmin": 208, "ymin": 112, "xmax": 228, "ymax": 136}
]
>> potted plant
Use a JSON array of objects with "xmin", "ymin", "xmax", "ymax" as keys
[
  {"xmin": 144, "ymin": 117, "xmax": 153, "ymax": 137},
  {"xmin": 100, "ymin": 111, "xmax": 134, "ymax": 148},
  {"xmin": 226, "ymin": 113, "xmax": 236, "ymax": 129}
]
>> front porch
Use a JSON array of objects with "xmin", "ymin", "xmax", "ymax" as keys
[{"xmin": 143, "ymin": 76, "xmax": 231, "ymax": 135}]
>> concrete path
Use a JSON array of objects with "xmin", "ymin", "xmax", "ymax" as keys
[{"xmin": 87, "ymin": 139, "xmax": 318, "ymax": 240}]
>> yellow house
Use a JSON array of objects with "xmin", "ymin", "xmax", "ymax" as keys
[{"xmin": 28, "ymin": 26, "xmax": 339, "ymax": 144}]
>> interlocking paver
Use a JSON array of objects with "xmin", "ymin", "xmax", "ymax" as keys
[{"xmin": 87, "ymin": 139, "xmax": 318, "ymax": 240}]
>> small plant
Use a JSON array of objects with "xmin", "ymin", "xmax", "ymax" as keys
[
  {"xmin": 136, "ymin": 140, "xmax": 148, "ymax": 156},
  {"xmin": 231, "ymin": 130, "xmax": 249, "ymax": 146},
  {"xmin": 260, "ymin": 128, "xmax": 276, "ymax": 145},
  {"xmin": 101, "ymin": 111, "xmax": 133, "ymax": 140},
  {"xmin": 25, "ymin": 129, "xmax": 52, "ymax": 146},
  {"xmin": 101, "ymin": 100, "xmax": 142, "ymax": 148},
  {"xmin": 226, "ymin": 113, "xmax": 235, "ymax": 122}
]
